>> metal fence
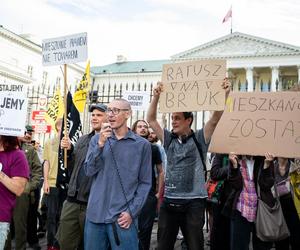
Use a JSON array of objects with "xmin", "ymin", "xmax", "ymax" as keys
[{"xmin": 26, "ymin": 82, "xmax": 209, "ymax": 145}]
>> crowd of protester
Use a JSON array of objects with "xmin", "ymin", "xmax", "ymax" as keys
[{"xmin": 0, "ymin": 79, "xmax": 300, "ymax": 250}]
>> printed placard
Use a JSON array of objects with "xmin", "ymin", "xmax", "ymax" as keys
[
  {"xmin": 123, "ymin": 91, "xmax": 150, "ymax": 111},
  {"xmin": 0, "ymin": 83, "xmax": 28, "ymax": 136},
  {"xmin": 42, "ymin": 32, "xmax": 87, "ymax": 66}
]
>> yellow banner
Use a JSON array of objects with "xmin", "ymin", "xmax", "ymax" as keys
[
  {"xmin": 45, "ymin": 88, "xmax": 64, "ymax": 128},
  {"xmin": 73, "ymin": 60, "xmax": 90, "ymax": 112}
]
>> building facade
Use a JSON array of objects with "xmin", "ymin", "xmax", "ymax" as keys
[
  {"xmin": 91, "ymin": 32, "xmax": 300, "ymax": 131},
  {"xmin": 172, "ymin": 32, "xmax": 300, "ymax": 92},
  {"xmin": 2, "ymin": 27, "xmax": 300, "ymax": 136},
  {"xmin": 0, "ymin": 25, "xmax": 85, "ymax": 89},
  {"xmin": 92, "ymin": 32, "xmax": 300, "ymax": 93}
]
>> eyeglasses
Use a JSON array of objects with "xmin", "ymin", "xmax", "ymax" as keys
[{"xmin": 106, "ymin": 108, "xmax": 129, "ymax": 115}]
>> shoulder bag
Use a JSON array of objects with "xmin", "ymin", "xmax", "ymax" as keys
[{"xmin": 255, "ymin": 168, "xmax": 290, "ymax": 242}]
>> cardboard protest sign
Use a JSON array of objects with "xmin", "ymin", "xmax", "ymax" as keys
[
  {"xmin": 0, "ymin": 83, "xmax": 28, "ymax": 136},
  {"xmin": 159, "ymin": 60, "xmax": 226, "ymax": 112},
  {"xmin": 123, "ymin": 91, "xmax": 150, "ymax": 111},
  {"xmin": 42, "ymin": 32, "xmax": 87, "ymax": 66},
  {"xmin": 209, "ymin": 92, "xmax": 300, "ymax": 158}
]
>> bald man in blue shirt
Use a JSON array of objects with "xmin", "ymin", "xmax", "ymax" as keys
[{"xmin": 84, "ymin": 99, "xmax": 152, "ymax": 250}]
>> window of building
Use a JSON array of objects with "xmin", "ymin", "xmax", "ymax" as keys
[
  {"xmin": 238, "ymin": 80, "xmax": 247, "ymax": 92},
  {"xmin": 260, "ymin": 80, "xmax": 270, "ymax": 92},
  {"xmin": 42, "ymin": 71, "xmax": 48, "ymax": 85},
  {"xmin": 27, "ymin": 65, "xmax": 33, "ymax": 77},
  {"xmin": 282, "ymin": 77, "xmax": 297, "ymax": 90},
  {"xmin": 56, "ymin": 77, "xmax": 61, "ymax": 86}
]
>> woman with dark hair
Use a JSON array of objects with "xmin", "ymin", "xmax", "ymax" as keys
[{"xmin": 0, "ymin": 135, "xmax": 29, "ymax": 249}]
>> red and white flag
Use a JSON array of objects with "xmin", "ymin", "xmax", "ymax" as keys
[{"xmin": 222, "ymin": 6, "xmax": 232, "ymax": 23}]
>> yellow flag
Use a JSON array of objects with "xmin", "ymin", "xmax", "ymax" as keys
[
  {"xmin": 73, "ymin": 60, "xmax": 91, "ymax": 112},
  {"xmin": 45, "ymin": 88, "xmax": 64, "ymax": 128}
]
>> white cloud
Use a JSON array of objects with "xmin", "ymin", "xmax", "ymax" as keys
[{"xmin": 46, "ymin": 0, "xmax": 114, "ymax": 17}]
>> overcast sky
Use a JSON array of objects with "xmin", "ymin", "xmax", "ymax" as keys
[{"xmin": 1, "ymin": 0, "xmax": 300, "ymax": 66}]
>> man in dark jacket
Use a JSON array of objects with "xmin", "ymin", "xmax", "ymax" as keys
[{"xmin": 56, "ymin": 103, "xmax": 107, "ymax": 250}]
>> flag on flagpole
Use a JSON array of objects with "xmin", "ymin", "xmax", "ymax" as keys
[
  {"xmin": 222, "ymin": 6, "xmax": 232, "ymax": 23},
  {"xmin": 56, "ymin": 91, "xmax": 82, "ymax": 189},
  {"xmin": 73, "ymin": 60, "xmax": 91, "ymax": 112},
  {"xmin": 45, "ymin": 88, "xmax": 64, "ymax": 128}
]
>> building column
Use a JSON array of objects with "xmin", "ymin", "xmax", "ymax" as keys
[
  {"xmin": 271, "ymin": 66, "xmax": 279, "ymax": 92},
  {"xmin": 246, "ymin": 67, "xmax": 253, "ymax": 92}
]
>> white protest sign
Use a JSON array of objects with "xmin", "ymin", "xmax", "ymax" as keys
[
  {"xmin": 42, "ymin": 32, "xmax": 87, "ymax": 66},
  {"xmin": 0, "ymin": 83, "xmax": 28, "ymax": 136},
  {"xmin": 123, "ymin": 91, "xmax": 150, "ymax": 111}
]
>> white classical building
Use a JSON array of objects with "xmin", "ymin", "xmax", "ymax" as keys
[
  {"xmin": 92, "ymin": 32, "xmax": 300, "ymax": 92},
  {"xmin": 1, "ymin": 26, "xmax": 300, "ymax": 134},
  {"xmin": 91, "ymin": 32, "xmax": 300, "ymax": 131},
  {"xmin": 2, "ymin": 25, "xmax": 299, "ymax": 95},
  {"xmin": 0, "ymin": 25, "xmax": 85, "ymax": 89}
]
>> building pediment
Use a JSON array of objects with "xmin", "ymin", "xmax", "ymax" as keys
[{"xmin": 172, "ymin": 32, "xmax": 300, "ymax": 60}]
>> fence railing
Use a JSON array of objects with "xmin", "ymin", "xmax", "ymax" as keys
[{"xmin": 26, "ymin": 82, "xmax": 209, "ymax": 145}]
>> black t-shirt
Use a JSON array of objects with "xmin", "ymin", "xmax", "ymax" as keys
[{"xmin": 150, "ymin": 144, "xmax": 162, "ymax": 195}]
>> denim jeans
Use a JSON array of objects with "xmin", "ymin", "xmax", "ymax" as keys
[
  {"xmin": 157, "ymin": 198, "xmax": 206, "ymax": 250},
  {"xmin": 84, "ymin": 218, "xmax": 138, "ymax": 250},
  {"xmin": 0, "ymin": 222, "xmax": 10, "ymax": 250}
]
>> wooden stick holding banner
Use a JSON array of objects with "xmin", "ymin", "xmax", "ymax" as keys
[
  {"xmin": 63, "ymin": 64, "xmax": 68, "ymax": 168},
  {"xmin": 42, "ymin": 32, "xmax": 87, "ymax": 169}
]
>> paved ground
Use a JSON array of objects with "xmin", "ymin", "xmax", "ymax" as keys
[{"xmin": 17, "ymin": 222, "xmax": 210, "ymax": 250}]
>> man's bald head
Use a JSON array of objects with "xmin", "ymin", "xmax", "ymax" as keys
[{"xmin": 110, "ymin": 98, "xmax": 131, "ymax": 110}]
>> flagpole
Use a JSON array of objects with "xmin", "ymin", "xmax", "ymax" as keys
[
  {"xmin": 230, "ymin": 6, "xmax": 233, "ymax": 34},
  {"xmin": 63, "ymin": 64, "xmax": 68, "ymax": 169}
]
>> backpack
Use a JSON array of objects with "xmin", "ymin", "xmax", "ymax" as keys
[
  {"xmin": 206, "ymin": 155, "xmax": 228, "ymax": 204},
  {"xmin": 206, "ymin": 179, "xmax": 224, "ymax": 204}
]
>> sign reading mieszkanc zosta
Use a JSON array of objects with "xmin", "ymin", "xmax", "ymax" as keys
[
  {"xmin": 209, "ymin": 91, "xmax": 300, "ymax": 158},
  {"xmin": 159, "ymin": 60, "xmax": 226, "ymax": 112},
  {"xmin": 42, "ymin": 33, "xmax": 87, "ymax": 66}
]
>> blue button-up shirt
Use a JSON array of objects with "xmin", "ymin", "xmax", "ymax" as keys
[{"xmin": 84, "ymin": 130, "xmax": 152, "ymax": 223}]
